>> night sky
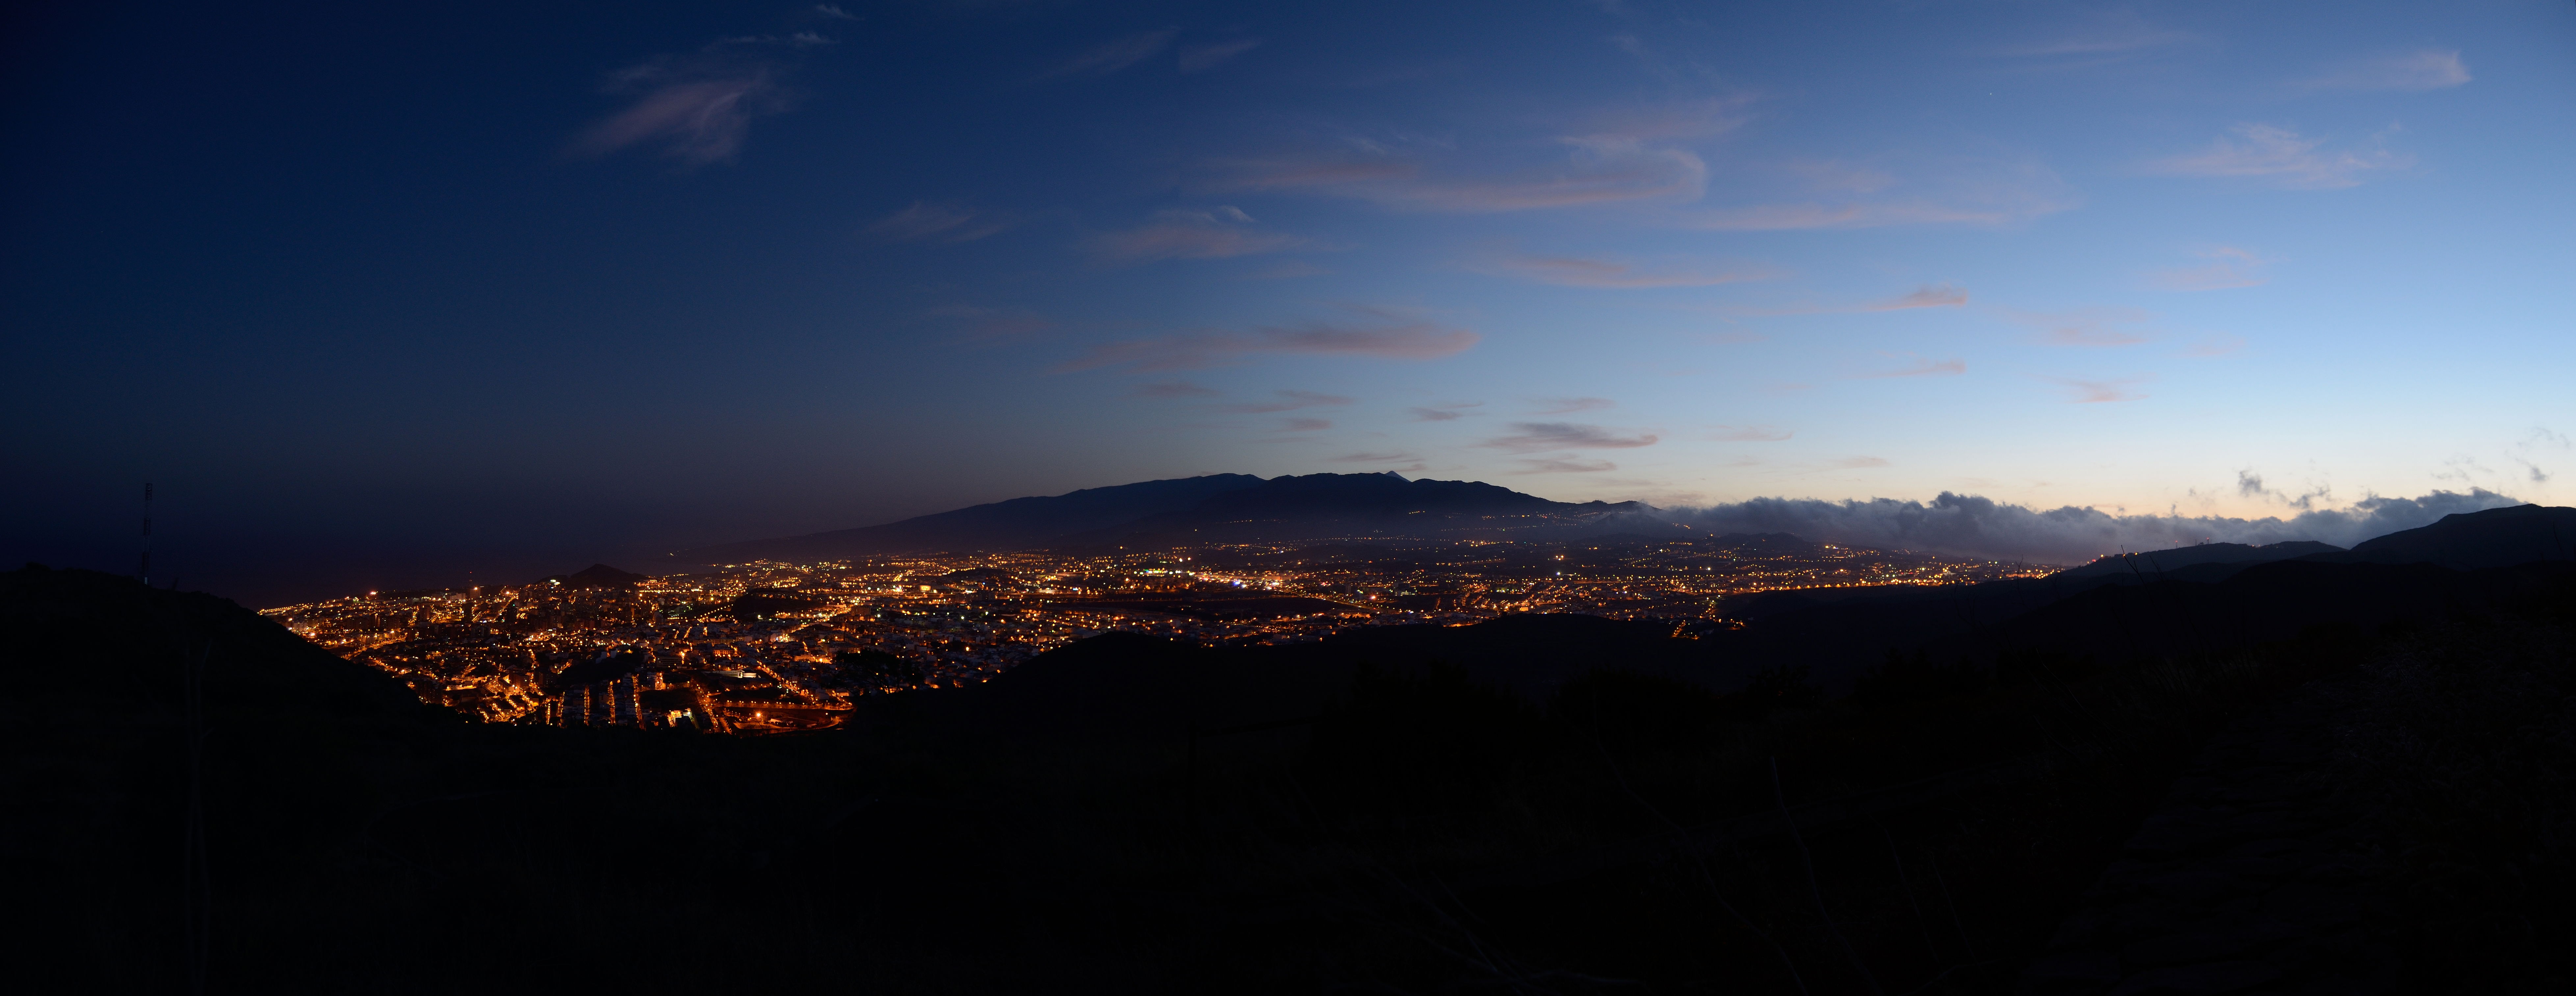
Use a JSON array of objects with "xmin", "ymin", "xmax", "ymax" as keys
[{"xmin": 7, "ymin": 1, "xmax": 2572, "ymax": 605}]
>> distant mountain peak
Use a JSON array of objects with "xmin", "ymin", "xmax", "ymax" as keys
[{"xmin": 678, "ymin": 472, "xmax": 1652, "ymax": 563}]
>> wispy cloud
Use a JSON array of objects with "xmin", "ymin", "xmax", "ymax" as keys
[
  {"xmin": 2046, "ymin": 376, "xmax": 2150, "ymax": 403},
  {"xmin": 2183, "ymin": 334, "xmax": 2247, "ymax": 357},
  {"xmin": 2147, "ymin": 124, "xmax": 2407, "ymax": 189},
  {"xmin": 1856, "ymin": 352, "xmax": 1966, "ymax": 378},
  {"xmin": 1215, "ymin": 142, "xmax": 1707, "ymax": 212},
  {"xmin": 1708, "ymin": 425, "xmax": 1793, "ymax": 441},
  {"xmin": 1334, "ymin": 451, "xmax": 1424, "ymax": 469},
  {"xmin": 1049, "ymin": 28, "xmax": 1179, "ymax": 78},
  {"xmin": 2152, "ymin": 247, "xmax": 2269, "ymax": 291},
  {"xmin": 1281, "ymin": 417, "xmax": 1332, "ymax": 432},
  {"xmin": 2300, "ymin": 49, "xmax": 2470, "ymax": 93},
  {"xmin": 865, "ymin": 202, "xmax": 1013, "ymax": 243},
  {"xmin": 1241, "ymin": 261, "xmax": 1330, "ymax": 280},
  {"xmin": 1409, "ymin": 401, "xmax": 1482, "ymax": 421},
  {"xmin": 1688, "ymin": 201, "xmax": 2020, "ymax": 230},
  {"xmin": 925, "ymin": 304, "xmax": 1053, "ymax": 341},
  {"xmin": 571, "ymin": 37, "xmax": 817, "ymax": 167},
  {"xmin": 1129, "ymin": 381, "xmax": 1219, "ymax": 399},
  {"xmin": 2014, "ymin": 307, "xmax": 2153, "ymax": 347},
  {"xmin": 1532, "ymin": 396, "xmax": 1615, "ymax": 415},
  {"xmin": 1784, "ymin": 160, "xmax": 1895, "ymax": 194},
  {"xmin": 814, "ymin": 4, "xmax": 857, "ymax": 20},
  {"xmin": 1516, "ymin": 457, "xmax": 1618, "ymax": 473},
  {"xmin": 1685, "ymin": 159, "xmax": 2078, "ymax": 230},
  {"xmin": 1056, "ymin": 311, "xmax": 1479, "ymax": 373},
  {"xmin": 1178, "ymin": 38, "xmax": 1262, "ymax": 73},
  {"xmin": 1481, "ymin": 253, "xmax": 1779, "ymax": 289},
  {"xmin": 1204, "ymin": 99, "xmax": 1745, "ymax": 213},
  {"xmin": 1089, "ymin": 206, "xmax": 1317, "ymax": 263},
  {"xmin": 1992, "ymin": 10, "xmax": 2194, "ymax": 60},
  {"xmin": 1481, "ymin": 422, "xmax": 1659, "ymax": 453},
  {"xmin": 1220, "ymin": 389, "xmax": 1353, "ymax": 413},
  {"xmin": 1868, "ymin": 284, "xmax": 1968, "ymax": 310}
]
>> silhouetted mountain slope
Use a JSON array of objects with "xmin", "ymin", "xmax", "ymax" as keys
[
  {"xmin": 2322, "ymin": 503, "xmax": 2576, "ymax": 571},
  {"xmin": 1701, "ymin": 525, "xmax": 2576, "ymax": 692},
  {"xmin": 684, "ymin": 473, "xmax": 1267, "ymax": 562},
  {"xmin": 15, "ymin": 546, "xmax": 2573, "ymax": 991},
  {"xmin": 2053, "ymin": 541, "xmax": 2344, "ymax": 580},
  {"xmin": 2, "ymin": 564, "xmax": 431, "ymax": 721},
  {"xmin": 1072, "ymin": 472, "xmax": 1650, "ymax": 546},
  {"xmin": 687, "ymin": 472, "xmax": 1647, "ymax": 563},
  {"xmin": 1964, "ymin": 559, "xmax": 2576, "ymax": 666},
  {"xmin": 1701, "ymin": 577, "xmax": 2086, "ymax": 689},
  {"xmin": 928, "ymin": 613, "xmax": 1727, "ymax": 743}
]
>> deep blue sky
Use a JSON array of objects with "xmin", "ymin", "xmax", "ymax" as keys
[{"xmin": 8, "ymin": 1, "xmax": 2572, "ymax": 604}]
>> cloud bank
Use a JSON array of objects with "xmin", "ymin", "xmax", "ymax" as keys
[{"xmin": 1643, "ymin": 489, "xmax": 2523, "ymax": 566}]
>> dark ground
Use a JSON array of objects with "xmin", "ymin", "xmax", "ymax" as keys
[{"xmin": 6, "ymin": 560, "xmax": 2572, "ymax": 994}]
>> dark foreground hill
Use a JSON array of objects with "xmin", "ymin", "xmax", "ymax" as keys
[
  {"xmin": 2326, "ymin": 501, "xmax": 2576, "ymax": 570},
  {"xmin": 13, "ymin": 501, "xmax": 2576, "ymax": 993},
  {"xmin": 681, "ymin": 472, "xmax": 1648, "ymax": 564},
  {"xmin": 2050, "ymin": 540, "xmax": 2344, "ymax": 581}
]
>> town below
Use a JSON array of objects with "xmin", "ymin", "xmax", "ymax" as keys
[{"xmin": 261, "ymin": 532, "xmax": 2050, "ymax": 733}]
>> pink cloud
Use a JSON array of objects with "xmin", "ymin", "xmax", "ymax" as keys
[
  {"xmin": 925, "ymin": 304, "xmax": 1053, "ymax": 341},
  {"xmin": 1089, "ymin": 207, "xmax": 1316, "ymax": 263},
  {"xmin": 1483, "ymin": 253, "xmax": 1781, "ymax": 289},
  {"xmin": 1408, "ymin": 401, "xmax": 1482, "ymax": 421},
  {"xmin": 1516, "ymin": 457, "xmax": 1618, "ymax": 473},
  {"xmin": 1204, "ymin": 126, "xmax": 1714, "ymax": 213},
  {"xmin": 866, "ymin": 202, "xmax": 1013, "ymax": 243},
  {"xmin": 1220, "ymin": 390, "xmax": 1353, "ymax": 413},
  {"xmin": 2011, "ymin": 307, "xmax": 2154, "ymax": 347},
  {"xmin": 1856, "ymin": 353, "xmax": 1966, "ymax": 378},
  {"xmin": 1047, "ymin": 29, "xmax": 1178, "ymax": 78},
  {"xmin": 1333, "ymin": 451, "xmax": 1424, "ymax": 471},
  {"xmin": 1129, "ymin": 381, "xmax": 1219, "ymax": 398},
  {"xmin": 2046, "ymin": 376, "xmax": 2150, "ymax": 403},
  {"xmin": 1481, "ymin": 422, "xmax": 1659, "ymax": 452},
  {"xmin": 1868, "ymin": 283, "xmax": 1969, "ymax": 310},
  {"xmin": 1178, "ymin": 38, "xmax": 1262, "ymax": 73},
  {"xmin": 2147, "ymin": 124, "xmax": 2407, "ymax": 189},
  {"xmin": 1055, "ymin": 316, "xmax": 1479, "ymax": 373},
  {"xmin": 2300, "ymin": 50, "xmax": 2470, "ymax": 93},
  {"xmin": 2183, "ymin": 334, "xmax": 2247, "ymax": 357},
  {"xmin": 572, "ymin": 76, "xmax": 778, "ymax": 166},
  {"xmin": 2152, "ymin": 247, "xmax": 2269, "ymax": 291}
]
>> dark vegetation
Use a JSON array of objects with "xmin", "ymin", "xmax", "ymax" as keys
[{"xmin": 9, "ymin": 520, "xmax": 2574, "ymax": 993}]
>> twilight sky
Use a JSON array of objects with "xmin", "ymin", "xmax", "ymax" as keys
[{"xmin": 7, "ymin": 1, "xmax": 2573, "ymax": 604}]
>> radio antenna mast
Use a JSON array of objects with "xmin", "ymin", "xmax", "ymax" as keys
[{"xmin": 140, "ymin": 482, "xmax": 154, "ymax": 585}]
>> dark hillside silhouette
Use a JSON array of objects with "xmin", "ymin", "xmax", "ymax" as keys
[
  {"xmin": 2321, "ymin": 502, "xmax": 2576, "ymax": 570},
  {"xmin": 14, "ymin": 506, "xmax": 2574, "ymax": 992},
  {"xmin": 683, "ymin": 473, "xmax": 1267, "ymax": 563},
  {"xmin": 683, "ymin": 472, "xmax": 1654, "ymax": 564},
  {"xmin": 2052, "ymin": 540, "xmax": 2343, "ymax": 580}
]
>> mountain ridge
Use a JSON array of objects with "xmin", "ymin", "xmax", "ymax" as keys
[{"xmin": 679, "ymin": 472, "xmax": 1651, "ymax": 564}]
